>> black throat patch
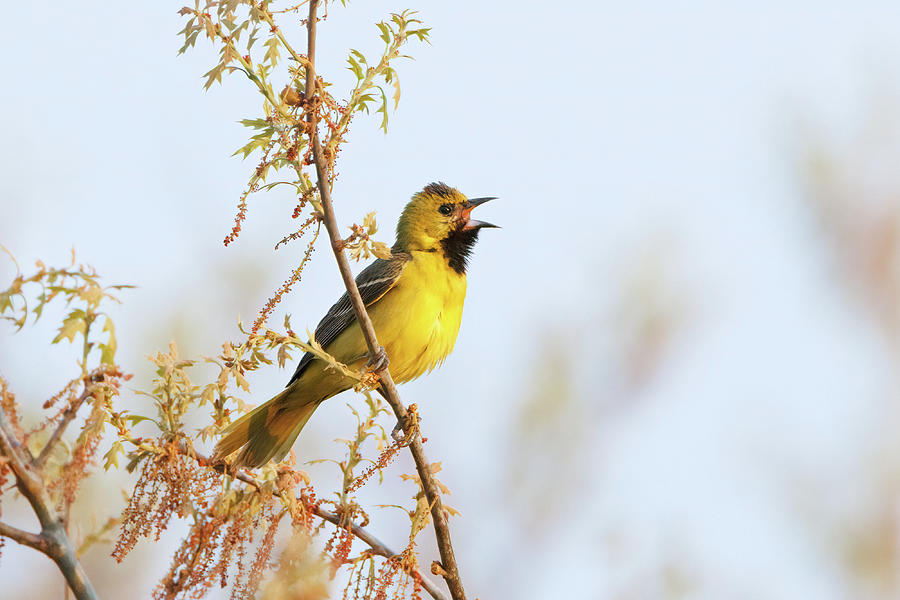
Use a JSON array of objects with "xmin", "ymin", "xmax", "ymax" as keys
[{"xmin": 440, "ymin": 228, "xmax": 480, "ymax": 275}]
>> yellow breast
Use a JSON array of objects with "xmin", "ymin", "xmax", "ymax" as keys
[{"xmin": 367, "ymin": 251, "xmax": 467, "ymax": 383}]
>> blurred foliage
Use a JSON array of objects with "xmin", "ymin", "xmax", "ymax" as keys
[
  {"xmin": 611, "ymin": 241, "xmax": 689, "ymax": 391},
  {"xmin": 498, "ymin": 240, "xmax": 692, "ymax": 598},
  {"xmin": 504, "ymin": 343, "xmax": 583, "ymax": 538},
  {"xmin": 801, "ymin": 103, "xmax": 900, "ymax": 598}
]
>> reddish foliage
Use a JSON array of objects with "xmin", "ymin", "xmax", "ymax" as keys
[
  {"xmin": 347, "ymin": 441, "xmax": 401, "ymax": 495},
  {"xmin": 232, "ymin": 509, "xmax": 283, "ymax": 599},
  {"xmin": 113, "ymin": 443, "xmax": 223, "ymax": 562}
]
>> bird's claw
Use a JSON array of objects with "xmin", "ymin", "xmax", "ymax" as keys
[
  {"xmin": 390, "ymin": 420, "xmax": 406, "ymax": 444},
  {"xmin": 367, "ymin": 346, "xmax": 390, "ymax": 373},
  {"xmin": 390, "ymin": 405, "xmax": 421, "ymax": 447}
]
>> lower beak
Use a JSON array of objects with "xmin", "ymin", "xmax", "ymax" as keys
[{"xmin": 461, "ymin": 197, "xmax": 498, "ymax": 231}]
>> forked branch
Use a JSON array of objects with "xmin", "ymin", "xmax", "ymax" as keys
[{"xmin": 0, "ymin": 403, "xmax": 98, "ymax": 600}]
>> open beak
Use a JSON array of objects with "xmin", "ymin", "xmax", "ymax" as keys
[{"xmin": 461, "ymin": 196, "xmax": 498, "ymax": 231}]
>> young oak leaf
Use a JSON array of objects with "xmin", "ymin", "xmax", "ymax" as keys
[
  {"xmin": 99, "ymin": 317, "xmax": 117, "ymax": 365},
  {"xmin": 371, "ymin": 241, "xmax": 392, "ymax": 260},
  {"xmin": 53, "ymin": 309, "xmax": 87, "ymax": 344}
]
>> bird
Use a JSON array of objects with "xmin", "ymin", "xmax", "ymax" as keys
[{"xmin": 213, "ymin": 182, "xmax": 496, "ymax": 468}]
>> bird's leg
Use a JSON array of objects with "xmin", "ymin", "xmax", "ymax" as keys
[
  {"xmin": 390, "ymin": 419, "xmax": 406, "ymax": 444},
  {"xmin": 373, "ymin": 386, "xmax": 421, "ymax": 446},
  {"xmin": 367, "ymin": 345, "xmax": 390, "ymax": 373},
  {"xmin": 390, "ymin": 403, "xmax": 421, "ymax": 447}
]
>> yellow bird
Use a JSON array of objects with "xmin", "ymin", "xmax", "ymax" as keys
[{"xmin": 213, "ymin": 182, "xmax": 496, "ymax": 468}]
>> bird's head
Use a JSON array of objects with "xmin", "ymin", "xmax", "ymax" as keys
[{"xmin": 394, "ymin": 182, "xmax": 497, "ymax": 273}]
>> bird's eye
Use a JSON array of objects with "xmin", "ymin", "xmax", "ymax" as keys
[{"xmin": 438, "ymin": 204, "xmax": 452, "ymax": 216}]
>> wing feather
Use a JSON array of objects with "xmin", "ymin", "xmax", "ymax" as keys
[{"xmin": 287, "ymin": 253, "xmax": 410, "ymax": 386}]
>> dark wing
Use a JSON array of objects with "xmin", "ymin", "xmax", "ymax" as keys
[{"xmin": 287, "ymin": 253, "xmax": 410, "ymax": 386}]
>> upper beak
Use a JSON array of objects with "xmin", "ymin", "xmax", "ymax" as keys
[{"xmin": 461, "ymin": 196, "xmax": 499, "ymax": 231}]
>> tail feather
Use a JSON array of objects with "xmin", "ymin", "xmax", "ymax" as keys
[{"xmin": 212, "ymin": 386, "xmax": 319, "ymax": 469}]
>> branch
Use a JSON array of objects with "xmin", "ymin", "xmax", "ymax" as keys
[
  {"xmin": 0, "ymin": 408, "xmax": 53, "ymax": 526},
  {"xmin": 0, "ymin": 404, "xmax": 98, "ymax": 600},
  {"xmin": 302, "ymin": 2, "xmax": 467, "ymax": 599},
  {"xmin": 0, "ymin": 520, "xmax": 48, "ymax": 553},
  {"xmin": 34, "ymin": 384, "xmax": 92, "ymax": 467}
]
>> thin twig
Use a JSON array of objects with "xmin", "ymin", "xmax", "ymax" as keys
[
  {"xmin": 301, "ymin": 2, "xmax": 467, "ymax": 598},
  {"xmin": 35, "ymin": 385, "xmax": 92, "ymax": 467}
]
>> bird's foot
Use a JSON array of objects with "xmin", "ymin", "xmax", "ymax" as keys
[
  {"xmin": 391, "ymin": 404, "xmax": 421, "ymax": 447},
  {"xmin": 367, "ymin": 345, "xmax": 390, "ymax": 373}
]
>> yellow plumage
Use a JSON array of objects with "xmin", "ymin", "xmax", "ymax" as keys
[
  {"xmin": 213, "ymin": 182, "xmax": 495, "ymax": 468},
  {"xmin": 328, "ymin": 251, "xmax": 467, "ymax": 383}
]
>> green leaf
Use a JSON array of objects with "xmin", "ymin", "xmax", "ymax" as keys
[
  {"xmin": 234, "ymin": 371, "xmax": 250, "ymax": 392},
  {"xmin": 390, "ymin": 73, "xmax": 401, "ymax": 111},
  {"xmin": 177, "ymin": 28, "xmax": 200, "ymax": 56},
  {"xmin": 377, "ymin": 87, "xmax": 389, "ymax": 132},
  {"xmin": 126, "ymin": 414, "xmax": 160, "ymax": 427},
  {"xmin": 258, "ymin": 181, "xmax": 301, "ymax": 193},
  {"xmin": 409, "ymin": 28, "xmax": 432, "ymax": 43},
  {"xmin": 263, "ymin": 37, "xmax": 281, "ymax": 67},
  {"xmin": 33, "ymin": 291, "xmax": 46, "ymax": 321},
  {"xmin": 0, "ymin": 291, "xmax": 12, "ymax": 314},
  {"xmin": 277, "ymin": 344, "xmax": 292, "ymax": 368},
  {"xmin": 202, "ymin": 62, "xmax": 226, "ymax": 90},
  {"xmin": 372, "ymin": 241, "xmax": 392, "ymax": 259},
  {"xmin": 350, "ymin": 49, "xmax": 367, "ymax": 65},
  {"xmin": 99, "ymin": 316, "xmax": 117, "ymax": 365},
  {"xmin": 356, "ymin": 92, "xmax": 376, "ymax": 114},
  {"xmin": 376, "ymin": 22, "xmax": 391, "ymax": 44},
  {"xmin": 200, "ymin": 384, "xmax": 216, "ymax": 406},
  {"xmin": 53, "ymin": 309, "xmax": 86, "ymax": 344},
  {"xmin": 270, "ymin": 157, "xmax": 292, "ymax": 172},
  {"xmin": 347, "ymin": 53, "xmax": 363, "ymax": 80},
  {"xmin": 232, "ymin": 128, "xmax": 274, "ymax": 158},
  {"xmin": 239, "ymin": 118, "xmax": 270, "ymax": 129},
  {"xmin": 103, "ymin": 441, "xmax": 124, "ymax": 470},
  {"xmin": 307, "ymin": 458, "xmax": 341, "ymax": 467},
  {"xmin": 81, "ymin": 283, "xmax": 103, "ymax": 308}
]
